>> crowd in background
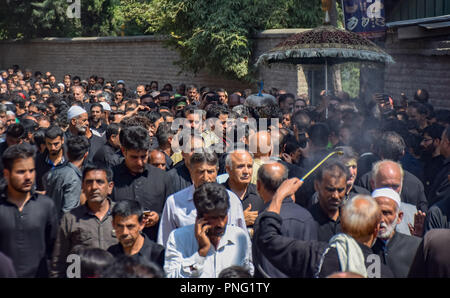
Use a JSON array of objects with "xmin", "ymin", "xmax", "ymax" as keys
[{"xmin": 0, "ymin": 63, "xmax": 449, "ymax": 278}]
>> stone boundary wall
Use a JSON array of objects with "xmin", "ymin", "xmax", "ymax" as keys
[
  {"xmin": 0, "ymin": 30, "xmax": 309, "ymax": 96},
  {"xmin": 384, "ymin": 31, "xmax": 450, "ymax": 110}
]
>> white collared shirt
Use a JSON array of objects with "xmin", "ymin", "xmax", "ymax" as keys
[
  {"xmin": 164, "ymin": 224, "xmax": 254, "ymax": 278},
  {"xmin": 157, "ymin": 185, "xmax": 246, "ymax": 247}
]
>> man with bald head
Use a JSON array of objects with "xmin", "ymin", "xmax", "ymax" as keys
[
  {"xmin": 253, "ymin": 162, "xmax": 317, "ymax": 277},
  {"xmin": 223, "ymin": 149, "xmax": 264, "ymax": 231},
  {"xmin": 371, "ymin": 188, "xmax": 421, "ymax": 277},
  {"xmin": 357, "ymin": 131, "xmax": 428, "ymax": 212},
  {"xmin": 370, "ymin": 160, "xmax": 424, "ymax": 236},
  {"xmin": 149, "ymin": 149, "xmax": 167, "ymax": 171},
  {"xmin": 249, "ymin": 130, "xmax": 272, "ymax": 184}
]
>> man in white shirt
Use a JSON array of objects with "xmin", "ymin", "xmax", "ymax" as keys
[
  {"xmin": 164, "ymin": 182, "xmax": 253, "ymax": 278},
  {"xmin": 157, "ymin": 149, "xmax": 246, "ymax": 247}
]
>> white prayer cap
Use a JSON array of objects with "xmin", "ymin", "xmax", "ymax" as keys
[
  {"xmin": 99, "ymin": 101, "xmax": 111, "ymax": 111},
  {"xmin": 371, "ymin": 188, "xmax": 401, "ymax": 207},
  {"xmin": 67, "ymin": 105, "xmax": 87, "ymax": 120},
  {"xmin": 6, "ymin": 111, "xmax": 15, "ymax": 116}
]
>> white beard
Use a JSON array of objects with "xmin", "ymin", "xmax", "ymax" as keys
[{"xmin": 378, "ymin": 214, "xmax": 398, "ymax": 239}]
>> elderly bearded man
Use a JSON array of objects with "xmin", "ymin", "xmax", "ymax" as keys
[{"xmin": 371, "ymin": 188, "xmax": 421, "ymax": 278}]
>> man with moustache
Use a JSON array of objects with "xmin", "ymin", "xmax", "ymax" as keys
[
  {"xmin": 108, "ymin": 200, "xmax": 165, "ymax": 269},
  {"xmin": 157, "ymin": 150, "xmax": 246, "ymax": 247},
  {"xmin": 35, "ymin": 126, "xmax": 67, "ymax": 193},
  {"xmin": 50, "ymin": 164, "xmax": 118, "ymax": 278},
  {"xmin": 111, "ymin": 126, "xmax": 172, "ymax": 241},
  {"xmin": 164, "ymin": 182, "xmax": 253, "ymax": 278},
  {"xmin": 419, "ymin": 124, "xmax": 445, "ymax": 198},
  {"xmin": 0, "ymin": 143, "xmax": 58, "ymax": 277},
  {"xmin": 65, "ymin": 105, "xmax": 105, "ymax": 164},
  {"xmin": 223, "ymin": 149, "xmax": 264, "ymax": 233},
  {"xmin": 45, "ymin": 136, "xmax": 90, "ymax": 219},
  {"xmin": 371, "ymin": 188, "xmax": 421, "ymax": 278},
  {"xmin": 308, "ymin": 160, "xmax": 348, "ymax": 242}
]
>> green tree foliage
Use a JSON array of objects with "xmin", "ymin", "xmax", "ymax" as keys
[
  {"xmin": 0, "ymin": 0, "xmax": 120, "ymax": 39},
  {"xmin": 138, "ymin": 0, "xmax": 323, "ymax": 81}
]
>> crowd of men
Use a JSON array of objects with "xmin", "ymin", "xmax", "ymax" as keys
[{"xmin": 0, "ymin": 64, "xmax": 449, "ymax": 278}]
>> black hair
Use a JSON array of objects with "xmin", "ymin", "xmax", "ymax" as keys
[
  {"xmin": 82, "ymin": 163, "xmax": 113, "ymax": 182},
  {"xmin": 33, "ymin": 128, "xmax": 47, "ymax": 148},
  {"xmin": 278, "ymin": 93, "xmax": 295, "ymax": 105},
  {"xmin": 10, "ymin": 94, "xmax": 26, "ymax": 109},
  {"xmin": 218, "ymin": 266, "xmax": 252, "ymax": 278},
  {"xmin": 206, "ymin": 104, "xmax": 229, "ymax": 119},
  {"xmin": 155, "ymin": 122, "xmax": 174, "ymax": 147},
  {"xmin": 284, "ymin": 134, "xmax": 303, "ymax": 154},
  {"xmin": 377, "ymin": 131, "xmax": 406, "ymax": 161},
  {"xmin": 193, "ymin": 182, "xmax": 230, "ymax": 218},
  {"xmin": 257, "ymin": 162, "xmax": 288, "ymax": 193},
  {"xmin": 308, "ymin": 123, "xmax": 330, "ymax": 148},
  {"xmin": 409, "ymin": 102, "xmax": 428, "ymax": 116},
  {"xmin": 146, "ymin": 110, "xmax": 162, "ymax": 124},
  {"xmin": 20, "ymin": 119, "xmax": 38, "ymax": 135},
  {"xmin": 423, "ymin": 123, "xmax": 445, "ymax": 140},
  {"xmin": 90, "ymin": 102, "xmax": 103, "ymax": 112},
  {"xmin": 100, "ymin": 255, "xmax": 164, "ymax": 278},
  {"xmin": 108, "ymin": 110, "xmax": 125, "ymax": 122},
  {"xmin": 112, "ymin": 200, "xmax": 144, "ymax": 223},
  {"xmin": 189, "ymin": 149, "xmax": 218, "ymax": 167},
  {"xmin": 434, "ymin": 109, "xmax": 450, "ymax": 126},
  {"xmin": 162, "ymin": 84, "xmax": 173, "ymax": 92},
  {"xmin": 66, "ymin": 135, "xmax": 90, "ymax": 161},
  {"xmin": 70, "ymin": 246, "xmax": 114, "ymax": 278},
  {"xmin": 45, "ymin": 125, "xmax": 64, "ymax": 140},
  {"xmin": 106, "ymin": 123, "xmax": 121, "ymax": 141},
  {"xmin": 2, "ymin": 143, "xmax": 36, "ymax": 171},
  {"xmin": 315, "ymin": 160, "xmax": 348, "ymax": 183},
  {"xmin": 6, "ymin": 123, "xmax": 25, "ymax": 139},
  {"xmin": 119, "ymin": 126, "xmax": 150, "ymax": 151},
  {"xmin": 414, "ymin": 89, "xmax": 429, "ymax": 103}
]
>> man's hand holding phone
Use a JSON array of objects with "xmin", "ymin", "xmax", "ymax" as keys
[
  {"xmin": 195, "ymin": 217, "xmax": 211, "ymax": 257},
  {"xmin": 143, "ymin": 210, "xmax": 160, "ymax": 228}
]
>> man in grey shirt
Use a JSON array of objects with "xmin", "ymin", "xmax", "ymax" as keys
[
  {"xmin": 45, "ymin": 136, "xmax": 89, "ymax": 220},
  {"xmin": 50, "ymin": 164, "xmax": 118, "ymax": 278}
]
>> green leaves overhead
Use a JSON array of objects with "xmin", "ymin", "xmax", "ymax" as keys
[
  {"xmin": 141, "ymin": 0, "xmax": 323, "ymax": 81},
  {"xmin": 0, "ymin": 0, "xmax": 324, "ymax": 81}
]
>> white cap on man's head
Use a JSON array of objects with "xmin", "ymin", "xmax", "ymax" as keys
[
  {"xmin": 67, "ymin": 105, "xmax": 87, "ymax": 120},
  {"xmin": 371, "ymin": 188, "xmax": 401, "ymax": 207},
  {"xmin": 99, "ymin": 102, "xmax": 111, "ymax": 112}
]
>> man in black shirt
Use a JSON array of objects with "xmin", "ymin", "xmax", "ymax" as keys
[
  {"xmin": 65, "ymin": 105, "xmax": 105, "ymax": 164},
  {"xmin": 89, "ymin": 103, "xmax": 108, "ymax": 137},
  {"xmin": 111, "ymin": 126, "xmax": 171, "ymax": 241},
  {"xmin": 0, "ymin": 123, "xmax": 25, "ymax": 179},
  {"xmin": 371, "ymin": 188, "xmax": 421, "ymax": 277},
  {"xmin": 35, "ymin": 126, "xmax": 67, "ymax": 192},
  {"xmin": 427, "ymin": 126, "xmax": 450, "ymax": 208},
  {"xmin": 108, "ymin": 200, "xmax": 165, "ymax": 269},
  {"xmin": 419, "ymin": 124, "xmax": 445, "ymax": 198},
  {"xmin": 253, "ymin": 162, "xmax": 318, "ymax": 278},
  {"xmin": 93, "ymin": 123, "xmax": 123, "ymax": 169},
  {"xmin": 0, "ymin": 143, "xmax": 58, "ymax": 277},
  {"xmin": 255, "ymin": 178, "xmax": 393, "ymax": 278},
  {"xmin": 223, "ymin": 149, "xmax": 264, "ymax": 233},
  {"xmin": 308, "ymin": 160, "xmax": 348, "ymax": 242}
]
